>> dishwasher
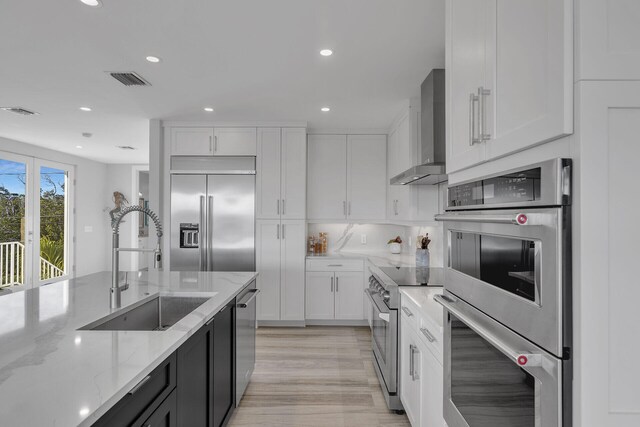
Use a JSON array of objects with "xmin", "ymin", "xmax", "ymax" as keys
[{"xmin": 235, "ymin": 280, "xmax": 258, "ymax": 406}]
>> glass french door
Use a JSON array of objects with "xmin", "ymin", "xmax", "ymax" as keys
[{"xmin": 0, "ymin": 151, "xmax": 74, "ymax": 288}]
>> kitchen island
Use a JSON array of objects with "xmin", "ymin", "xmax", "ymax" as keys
[{"xmin": 0, "ymin": 270, "xmax": 257, "ymax": 427}]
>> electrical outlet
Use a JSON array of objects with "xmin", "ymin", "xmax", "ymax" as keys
[{"xmin": 361, "ymin": 234, "xmax": 367, "ymax": 245}]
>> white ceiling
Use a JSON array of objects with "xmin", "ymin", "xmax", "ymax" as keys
[{"xmin": 0, "ymin": 0, "xmax": 444, "ymax": 163}]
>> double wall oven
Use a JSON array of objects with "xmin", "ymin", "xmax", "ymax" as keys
[{"xmin": 435, "ymin": 159, "xmax": 572, "ymax": 427}]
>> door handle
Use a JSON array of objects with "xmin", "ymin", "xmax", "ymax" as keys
[
  {"xmin": 331, "ymin": 276, "xmax": 334, "ymax": 292},
  {"xmin": 277, "ymin": 199, "xmax": 280, "ymax": 215},
  {"xmin": 128, "ymin": 375, "xmax": 152, "ymax": 395},
  {"xmin": 199, "ymin": 196, "xmax": 206, "ymax": 271},
  {"xmin": 277, "ymin": 224, "xmax": 280, "ymax": 240},
  {"xmin": 469, "ymin": 92, "xmax": 480, "ymax": 145},
  {"xmin": 343, "ymin": 201, "xmax": 347, "ymax": 216},
  {"xmin": 435, "ymin": 212, "xmax": 542, "ymax": 225},
  {"xmin": 335, "ymin": 276, "xmax": 339, "ymax": 292},
  {"xmin": 410, "ymin": 344, "xmax": 420, "ymax": 381},
  {"xmin": 478, "ymin": 87, "xmax": 491, "ymax": 141},
  {"xmin": 282, "ymin": 199, "xmax": 286, "ymax": 215},
  {"xmin": 282, "ymin": 224, "xmax": 285, "ymax": 239},
  {"xmin": 209, "ymin": 135, "xmax": 213, "ymax": 153},
  {"xmin": 378, "ymin": 312, "xmax": 390, "ymax": 322},
  {"xmin": 348, "ymin": 201, "xmax": 351, "ymax": 216},
  {"xmin": 420, "ymin": 327, "xmax": 436, "ymax": 343},
  {"xmin": 214, "ymin": 135, "xmax": 218, "ymax": 153},
  {"xmin": 207, "ymin": 196, "xmax": 213, "ymax": 271},
  {"xmin": 237, "ymin": 289, "xmax": 260, "ymax": 308},
  {"xmin": 402, "ymin": 306, "xmax": 413, "ymax": 317},
  {"xmin": 409, "ymin": 344, "xmax": 415, "ymax": 379}
]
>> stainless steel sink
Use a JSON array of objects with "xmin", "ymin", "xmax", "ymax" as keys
[{"xmin": 79, "ymin": 294, "xmax": 212, "ymax": 331}]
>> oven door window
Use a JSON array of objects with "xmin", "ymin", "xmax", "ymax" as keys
[
  {"xmin": 450, "ymin": 314, "xmax": 536, "ymax": 426},
  {"xmin": 450, "ymin": 232, "xmax": 538, "ymax": 302},
  {"xmin": 372, "ymin": 304, "xmax": 388, "ymax": 365}
]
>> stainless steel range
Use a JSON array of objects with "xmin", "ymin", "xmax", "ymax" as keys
[
  {"xmin": 366, "ymin": 266, "xmax": 443, "ymax": 412},
  {"xmin": 435, "ymin": 158, "xmax": 572, "ymax": 427}
]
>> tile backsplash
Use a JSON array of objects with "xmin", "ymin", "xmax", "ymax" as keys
[{"xmin": 307, "ymin": 222, "xmax": 444, "ymax": 267}]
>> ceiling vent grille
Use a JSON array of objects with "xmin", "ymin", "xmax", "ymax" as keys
[
  {"xmin": 108, "ymin": 72, "xmax": 150, "ymax": 86},
  {"xmin": 1, "ymin": 107, "xmax": 39, "ymax": 115},
  {"xmin": 117, "ymin": 145, "xmax": 137, "ymax": 150}
]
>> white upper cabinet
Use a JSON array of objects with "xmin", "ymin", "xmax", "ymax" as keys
[
  {"xmin": 280, "ymin": 128, "xmax": 307, "ymax": 220},
  {"xmin": 169, "ymin": 128, "xmax": 214, "ymax": 156},
  {"xmin": 387, "ymin": 109, "xmax": 417, "ymax": 221},
  {"xmin": 486, "ymin": 0, "xmax": 573, "ymax": 159},
  {"xmin": 213, "ymin": 127, "xmax": 257, "ymax": 156},
  {"xmin": 256, "ymin": 128, "xmax": 306, "ymax": 220},
  {"xmin": 307, "ymin": 135, "xmax": 348, "ymax": 220},
  {"xmin": 577, "ymin": 0, "xmax": 640, "ymax": 81},
  {"xmin": 446, "ymin": 0, "xmax": 489, "ymax": 172},
  {"xmin": 256, "ymin": 128, "xmax": 282, "ymax": 219},
  {"xmin": 446, "ymin": 0, "xmax": 573, "ymax": 172},
  {"xmin": 347, "ymin": 135, "xmax": 387, "ymax": 220}
]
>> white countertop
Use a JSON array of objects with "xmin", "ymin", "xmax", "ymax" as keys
[
  {"xmin": 399, "ymin": 287, "xmax": 445, "ymax": 331},
  {"xmin": 0, "ymin": 270, "xmax": 257, "ymax": 427}
]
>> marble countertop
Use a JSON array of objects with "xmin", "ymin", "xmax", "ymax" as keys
[
  {"xmin": 399, "ymin": 287, "xmax": 445, "ymax": 331},
  {"xmin": 0, "ymin": 270, "xmax": 257, "ymax": 427},
  {"xmin": 306, "ymin": 250, "xmax": 419, "ymax": 268}
]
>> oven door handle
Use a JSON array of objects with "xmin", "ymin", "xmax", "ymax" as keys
[
  {"xmin": 435, "ymin": 294, "xmax": 542, "ymax": 367},
  {"xmin": 435, "ymin": 213, "xmax": 541, "ymax": 226},
  {"xmin": 378, "ymin": 312, "xmax": 390, "ymax": 323},
  {"xmin": 364, "ymin": 289, "xmax": 391, "ymax": 315}
]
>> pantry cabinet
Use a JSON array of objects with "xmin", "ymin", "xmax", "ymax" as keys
[
  {"xmin": 168, "ymin": 127, "xmax": 257, "ymax": 156},
  {"xmin": 256, "ymin": 220, "xmax": 306, "ymax": 322},
  {"xmin": 446, "ymin": 0, "xmax": 573, "ymax": 172},
  {"xmin": 307, "ymin": 134, "xmax": 386, "ymax": 221},
  {"xmin": 256, "ymin": 127, "xmax": 306, "ymax": 220}
]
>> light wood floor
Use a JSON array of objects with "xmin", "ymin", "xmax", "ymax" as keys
[{"xmin": 228, "ymin": 326, "xmax": 410, "ymax": 427}]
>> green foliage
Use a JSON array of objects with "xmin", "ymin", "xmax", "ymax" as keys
[{"xmin": 40, "ymin": 237, "xmax": 64, "ymax": 270}]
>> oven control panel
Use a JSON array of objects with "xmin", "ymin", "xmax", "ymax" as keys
[{"xmin": 448, "ymin": 167, "xmax": 541, "ymax": 208}]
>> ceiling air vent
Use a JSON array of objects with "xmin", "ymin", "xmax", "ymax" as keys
[
  {"xmin": 0, "ymin": 107, "xmax": 39, "ymax": 115},
  {"xmin": 117, "ymin": 146, "xmax": 136, "ymax": 150},
  {"xmin": 108, "ymin": 72, "xmax": 150, "ymax": 86}
]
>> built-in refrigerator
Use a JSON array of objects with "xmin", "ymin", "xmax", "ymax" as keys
[{"xmin": 170, "ymin": 157, "xmax": 255, "ymax": 272}]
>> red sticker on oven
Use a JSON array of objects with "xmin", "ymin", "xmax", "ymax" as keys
[
  {"xmin": 516, "ymin": 214, "xmax": 528, "ymax": 225},
  {"xmin": 517, "ymin": 355, "xmax": 528, "ymax": 365}
]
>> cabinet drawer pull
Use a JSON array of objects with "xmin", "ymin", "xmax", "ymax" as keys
[
  {"xmin": 128, "ymin": 375, "xmax": 152, "ymax": 395},
  {"xmin": 420, "ymin": 327, "xmax": 436, "ymax": 343},
  {"xmin": 402, "ymin": 306, "xmax": 413, "ymax": 317},
  {"xmin": 327, "ymin": 264, "xmax": 343, "ymax": 267}
]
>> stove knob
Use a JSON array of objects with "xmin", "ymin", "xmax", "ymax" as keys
[{"xmin": 382, "ymin": 291, "xmax": 390, "ymax": 301}]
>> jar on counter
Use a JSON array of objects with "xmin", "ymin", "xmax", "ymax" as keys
[
  {"xmin": 308, "ymin": 236, "xmax": 316, "ymax": 255},
  {"xmin": 320, "ymin": 232, "xmax": 328, "ymax": 254}
]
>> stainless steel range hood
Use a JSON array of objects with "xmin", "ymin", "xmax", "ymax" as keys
[{"xmin": 390, "ymin": 69, "xmax": 447, "ymax": 185}]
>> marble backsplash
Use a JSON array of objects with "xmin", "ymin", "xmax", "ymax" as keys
[{"xmin": 307, "ymin": 223, "xmax": 444, "ymax": 267}]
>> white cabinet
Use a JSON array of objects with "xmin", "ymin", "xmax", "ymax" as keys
[
  {"xmin": 446, "ymin": 0, "xmax": 573, "ymax": 172},
  {"xmin": 213, "ymin": 127, "xmax": 257, "ymax": 156},
  {"xmin": 169, "ymin": 128, "xmax": 214, "ymax": 156},
  {"xmin": 307, "ymin": 135, "xmax": 347, "ymax": 219},
  {"xmin": 168, "ymin": 127, "xmax": 257, "ymax": 156},
  {"xmin": 347, "ymin": 135, "xmax": 387, "ymax": 220},
  {"xmin": 387, "ymin": 108, "xmax": 417, "ymax": 221},
  {"xmin": 400, "ymin": 294, "xmax": 445, "ymax": 427},
  {"xmin": 256, "ymin": 128, "xmax": 306, "ymax": 220},
  {"xmin": 305, "ymin": 259, "xmax": 365, "ymax": 321},
  {"xmin": 577, "ymin": 0, "xmax": 640, "ymax": 81},
  {"xmin": 308, "ymin": 134, "xmax": 387, "ymax": 221},
  {"xmin": 256, "ymin": 220, "xmax": 306, "ymax": 322}
]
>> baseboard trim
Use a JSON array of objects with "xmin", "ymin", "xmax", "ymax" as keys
[
  {"xmin": 257, "ymin": 320, "xmax": 306, "ymax": 327},
  {"xmin": 305, "ymin": 319, "xmax": 370, "ymax": 326}
]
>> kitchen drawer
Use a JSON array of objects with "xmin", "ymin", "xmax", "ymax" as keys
[
  {"xmin": 306, "ymin": 258, "xmax": 364, "ymax": 272},
  {"xmin": 417, "ymin": 314, "xmax": 443, "ymax": 365},
  {"xmin": 93, "ymin": 353, "xmax": 177, "ymax": 427},
  {"xmin": 400, "ymin": 295, "xmax": 420, "ymax": 333}
]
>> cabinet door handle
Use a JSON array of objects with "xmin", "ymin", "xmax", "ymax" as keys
[
  {"xmin": 331, "ymin": 276, "xmax": 334, "ymax": 292},
  {"xmin": 128, "ymin": 375, "xmax": 152, "ymax": 395},
  {"xmin": 348, "ymin": 201, "xmax": 351, "ymax": 216},
  {"xmin": 336, "ymin": 276, "xmax": 339, "ymax": 292},
  {"xmin": 402, "ymin": 306, "xmax": 413, "ymax": 317},
  {"xmin": 209, "ymin": 135, "xmax": 213, "ymax": 153},
  {"xmin": 277, "ymin": 224, "xmax": 280, "ymax": 239},
  {"xmin": 479, "ymin": 87, "xmax": 491, "ymax": 141},
  {"xmin": 420, "ymin": 327, "xmax": 437, "ymax": 343},
  {"xmin": 214, "ymin": 135, "xmax": 218, "ymax": 153},
  {"xmin": 409, "ymin": 344, "xmax": 415, "ymax": 379},
  {"xmin": 469, "ymin": 92, "xmax": 480, "ymax": 145},
  {"xmin": 277, "ymin": 199, "xmax": 280, "ymax": 215},
  {"xmin": 343, "ymin": 201, "xmax": 347, "ymax": 216},
  {"xmin": 410, "ymin": 344, "xmax": 420, "ymax": 381},
  {"xmin": 282, "ymin": 199, "xmax": 286, "ymax": 215},
  {"xmin": 282, "ymin": 224, "xmax": 286, "ymax": 239}
]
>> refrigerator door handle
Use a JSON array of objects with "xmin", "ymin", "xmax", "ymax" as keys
[
  {"xmin": 207, "ymin": 195, "xmax": 214, "ymax": 271},
  {"xmin": 199, "ymin": 195, "xmax": 206, "ymax": 271}
]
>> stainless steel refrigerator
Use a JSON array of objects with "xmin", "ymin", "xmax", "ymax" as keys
[{"xmin": 170, "ymin": 157, "xmax": 255, "ymax": 272}]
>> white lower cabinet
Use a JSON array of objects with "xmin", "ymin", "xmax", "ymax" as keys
[
  {"xmin": 400, "ymin": 295, "xmax": 445, "ymax": 427},
  {"xmin": 256, "ymin": 220, "xmax": 305, "ymax": 322},
  {"xmin": 305, "ymin": 260, "xmax": 365, "ymax": 321}
]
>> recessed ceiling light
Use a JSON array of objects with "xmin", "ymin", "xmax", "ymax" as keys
[
  {"xmin": 82, "ymin": 132, "xmax": 92, "ymax": 138},
  {"xmin": 320, "ymin": 49, "xmax": 333, "ymax": 57},
  {"xmin": 321, "ymin": 107, "xmax": 331, "ymax": 112},
  {"xmin": 146, "ymin": 56, "xmax": 161, "ymax": 63},
  {"xmin": 80, "ymin": 0, "xmax": 102, "ymax": 7},
  {"xmin": 76, "ymin": 145, "xmax": 83, "ymax": 149},
  {"xmin": 204, "ymin": 107, "xmax": 214, "ymax": 112},
  {"xmin": 79, "ymin": 107, "xmax": 92, "ymax": 112}
]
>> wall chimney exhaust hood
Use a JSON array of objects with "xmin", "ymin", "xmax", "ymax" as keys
[{"xmin": 390, "ymin": 69, "xmax": 447, "ymax": 185}]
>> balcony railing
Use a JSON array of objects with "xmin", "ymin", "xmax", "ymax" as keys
[{"xmin": 0, "ymin": 241, "xmax": 64, "ymax": 288}]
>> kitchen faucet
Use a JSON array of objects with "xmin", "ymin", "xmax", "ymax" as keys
[{"xmin": 111, "ymin": 205, "xmax": 163, "ymax": 309}]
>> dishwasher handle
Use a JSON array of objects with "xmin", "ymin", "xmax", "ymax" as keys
[{"xmin": 237, "ymin": 289, "xmax": 260, "ymax": 308}]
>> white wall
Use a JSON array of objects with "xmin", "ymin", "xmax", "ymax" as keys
[{"xmin": 0, "ymin": 136, "xmax": 109, "ymax": 277}]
